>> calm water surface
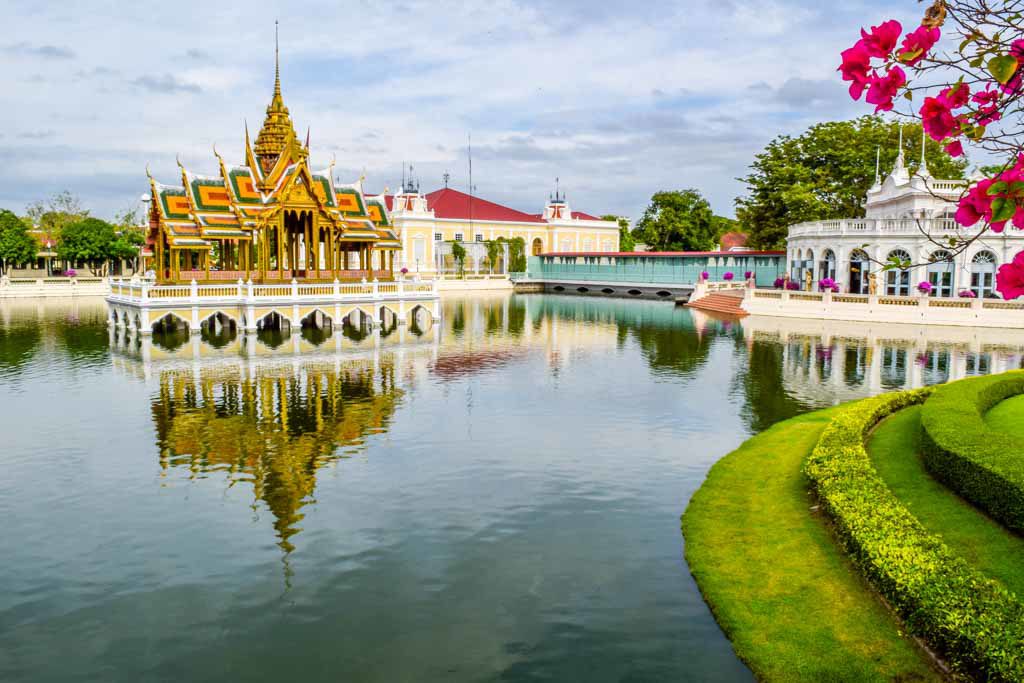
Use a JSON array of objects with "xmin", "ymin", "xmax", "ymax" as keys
[{"xmin": 1, "ymin": 294, "xmax": 1021, "ymax": 682}]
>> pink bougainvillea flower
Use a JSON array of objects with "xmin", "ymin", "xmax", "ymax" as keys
[
  {"xmin": 973, "ymin": 88, "xmax": 1000, "ymax": 107},
  {"xmin": 954, "ymin": 179, "xmax": 993, "ymax": 227},
  {"xmin": 1014, "ymin": 206, "xmax": 1024, "ymax": 231},
  {"xmin": 860, "ymin": 20, "xmax": 903, "ymax": 58},
  {"xmin": 944, "ymin": 140, "xmax": 964, "ymax": 157},
  {"xmin": 941, "ymin": 83, "xmax": 971, "ymax": 108},
  {"xmin": 1012, "ymin": 39, "xmax": 1024, "ymax": 63},
  {"xmin": 898, "ymin": 25, "xmax": 941, "ymax": 66},
  {"xmin": 920, "ymin": 95, "xmax": 961, "ymax": 140},
  {"xmin": 996, "ymin": 251, "xmax": 1024, "ymax": 300},
  {"xmin": 865, "ymin": 66, "xmax": 906, "ymax": 112},
  {"xmin": 1000, "ymin": 71, "xmax": 1023, "ymax": 96},
  {"xmin": 972, "ymin": 87, "xmax": 1002, "ymax": 125},
  {"xmin": 839, "ymin": 41, "xmax": 873, "ymax": 99}
]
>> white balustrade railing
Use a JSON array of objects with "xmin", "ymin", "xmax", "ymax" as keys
[
  {"xmin": 107, "ymin": 277, "xmax": 440, "ymax": 303},
  {"xmin": 788, "ymin": 217, "xmax": 964, "ymax": 238}
]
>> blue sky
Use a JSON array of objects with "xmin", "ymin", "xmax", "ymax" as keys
[{"xmin": 0, "ymin": 0, "xmax": 921, "ymax": 222}]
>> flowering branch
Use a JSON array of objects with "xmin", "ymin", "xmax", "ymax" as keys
[{"xmin": 839, "ymin": 0, "xmax": 1024, "ymax": 297}]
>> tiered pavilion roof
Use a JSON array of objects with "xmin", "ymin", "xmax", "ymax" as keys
[{"xmin": 145, "ymin": 33, "xmax": 398, "ymax": 283}]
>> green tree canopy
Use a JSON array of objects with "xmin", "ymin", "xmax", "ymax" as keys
[
  {"xmin": 58, "ymin": 217, "xmax": 117, "ymax": 274},
  {"xmin": 735, "ymin": 116, "xmax": 968, "ymax": 249},
  {"xmin": 24, "ymin": 191, "xmax": 88, "ymax": 238},
  {"xmin": 631, "ymin": 190, "xmax": 716, "ymax": 252},
  {"xmin": 601, "ymin": 214, "xmax": 634, "ymax": 251},
  {"xmin": 0, "ymin": 209, "xmax": 38, "ymax": 274}
]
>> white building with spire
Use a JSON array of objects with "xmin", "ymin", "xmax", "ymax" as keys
[{"xmin": 785, "ymin": 132, "xmax": 1019, "ymax": 298}]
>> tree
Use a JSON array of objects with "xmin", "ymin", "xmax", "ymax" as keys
[
  {"xmin": 0, "ymin": 209, "xmax": 38, "ymax": 274},
  {"xmin": 502, "ymin": 236, "xmax": 527, "ymax": 272},
  {"xmin": 711, "ymin": 215, "xmax": 741, "ymax": 244},
  {"xmin": 485, "ymin": 239, "xmax": 503, "ymax": 273},
  {"xmin": 58, "ymin": 217, "xmax": 117, "ymax": 275},
  {"xmin": 24, "ymin": 191, "xmax": 88, "ymax": 239},
  {"xmin": 450, "ymin": 241, "xmax": 467, "ymax": 277},
  {"xmin": 602, "ymin": 214, "xmax": 634, "ymax": 251},
  {"xmin": 109, "ymin": 228, "xmax": 144, "ymax": 271},
  {"xmin": 837, "ymin": 1, "xmax": 1024, "ymax": 296},
  {"xmin": 631, "ymin": 190, "xmax": 717, "ymax": 252},
  {"xmin": 735, "ymin": 117, "xmax": 967, "ymax": 249}
]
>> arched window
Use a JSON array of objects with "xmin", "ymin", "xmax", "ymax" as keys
[
  {"xmin": 926, "ymin": 249, "xmax": 955, "ymax": 297},
  {"xmin": 849, "ymin": 249, "xmax": 870, "ymax": 294},
  {"xmin": 819, "ymin": 249, "xmax": 836, "ymax": 281},
  {"xmin": 885, "ymin": 249, "xmax": 912, "ymax": 296},
  {"xmin": 971, "ymin": 250, "xmax": 998, "ymax": 298}
]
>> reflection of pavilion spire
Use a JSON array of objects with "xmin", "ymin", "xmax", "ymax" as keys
[{"xmin": 150, "ymin": 359, "xmax": 403, "ymax": 582}]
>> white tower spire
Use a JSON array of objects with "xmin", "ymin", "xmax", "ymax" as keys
[{"xmin": 918, "ymin": 130, "xmax": 930, "ymax": 177}]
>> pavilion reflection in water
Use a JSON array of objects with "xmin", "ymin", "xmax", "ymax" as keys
[{"xmin": 144, "ymin": 353, "xmax": 412, "ymax": 556}]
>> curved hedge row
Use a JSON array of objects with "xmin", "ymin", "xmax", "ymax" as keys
[
  {"xmin": 920, "ymin": 371, "xmax": 1024, "ymax": 532},
  {"xmin": 804, "ymin": 388, "xmax": 1024, "ymax": 681}
]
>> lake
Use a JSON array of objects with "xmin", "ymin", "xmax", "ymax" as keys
[{"xmin": 1, "ymin": 293, "xmax": 1020, "ymax": 682}]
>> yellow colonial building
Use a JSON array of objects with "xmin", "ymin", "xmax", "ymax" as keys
[
  {"xmin": 144, "ymin": 47, "xmax": 400, "ymax": 284},
  {"xmin": 386, "ymin": 184, "xmax": 621, "ymax": 274}
]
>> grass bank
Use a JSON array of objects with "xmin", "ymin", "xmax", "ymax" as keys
[
  {"xmin": 868, "ymin": 406, "xmax": 1024, "ymax": 599},
  {"xmin": 682, "ymin": 407, "xmax": 938, "ymax": 682},
  {"xmin": 986, "ymin": 394, "xmax": 1024, "ymax": 440}
]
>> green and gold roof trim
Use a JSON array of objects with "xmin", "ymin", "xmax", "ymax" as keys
[{"xmin": 145, "ymin": 37, "xmax": 392, "ymax": 251}]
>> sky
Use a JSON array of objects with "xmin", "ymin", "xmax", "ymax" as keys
[{"xmin": 0, "ymin": 0, "xmax": 922, "ymax": 223}]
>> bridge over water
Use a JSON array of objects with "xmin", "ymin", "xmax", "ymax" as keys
[{"xmin": 514, "ymin": 251, "xmax": 786, "ymax": 300}]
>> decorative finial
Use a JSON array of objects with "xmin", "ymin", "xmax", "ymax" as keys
[
  {"xmin": 176, "ymin": 153, "xmax": 184, "ymax": 169},
  {"xmin": 274, "ymin": 20, "xmax": 280, "ymax": 98},
  {"xmin": 305, "ymin": 126, "xmax": 310, "ymax": 150},
  {"xmin": 919, "ymin": 129, "xmax": 930, "ymax": 176},
  {"xmin": 145, "ymin": 163, "xmax": 152, "ymax": 179},
  {"xmin": 874, "ymin": 146, "xmax": 880, "ymax": 184},
  {"xmin": 893, "ymin": 124, "xmax": 906, "ymax": 173},
  {"xmin": 212, "ymin": 143, "xmax": 222, "ymax": 160}
]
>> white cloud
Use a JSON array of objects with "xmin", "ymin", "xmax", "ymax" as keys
[{"xmin": 0, "ymin": 0, "xmax": 909, "ymax": 221}]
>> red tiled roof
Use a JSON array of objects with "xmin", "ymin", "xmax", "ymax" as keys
[
  {"xmin": 542, "ymin": 250, "xmax": 785, "ymax": 257},
  {"xmin": 719, "ymin": 231, "xmax": 748, "ymax": 250},
  {"xmin": 571, "ymin": 211, "xmax": 601, "ymax": 220},
  {"xmin": 424, "ymin": 188, "xmax": 546, "ymax": 223}
]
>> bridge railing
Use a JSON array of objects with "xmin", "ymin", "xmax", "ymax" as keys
[{"xmin": 107, "ymin": 277, "xmax": 440, "ymax": 303}]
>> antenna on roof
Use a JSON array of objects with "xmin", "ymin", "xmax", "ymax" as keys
[
  {"xmin": 443, "ymin": 171, "xmax": 450, "ymax": 188},
  {"xmin": 468, "ymin": 133, "xmax": 474, "ymax": 235}
]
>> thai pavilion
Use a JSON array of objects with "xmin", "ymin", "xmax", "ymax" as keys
[{"xmin": 144, "ymin": 45, "xmax": 400, "ymax": 283}]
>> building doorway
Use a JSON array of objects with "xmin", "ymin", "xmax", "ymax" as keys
[
  {"xmin": 532, "ymin": 238, "xmax": 543, "ymax": 256},
  {"xmin": 849, "ymin": 250, "xmax": 869, "ymax": 294}
]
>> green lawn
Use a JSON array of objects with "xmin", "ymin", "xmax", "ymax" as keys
[
  {"xmin": 868, "ymin": 406, "xmax": 1024, "ymax": 598},
  {"xmin": 986, "ymin": 393, "xmax": 1024, "ymax": 440},
  {"xmin": 682, "ymin": 407, "xmax": 939, "ymax": 682}
]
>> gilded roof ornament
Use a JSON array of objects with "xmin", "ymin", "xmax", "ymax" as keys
[{"xmin": 254, "ymin": 21, "xmax": 298, "ymax": 174}]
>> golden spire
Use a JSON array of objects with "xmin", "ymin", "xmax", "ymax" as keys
[{"xmin": 254, "ymin": 20, "xmax": 297, "ymax": 174}]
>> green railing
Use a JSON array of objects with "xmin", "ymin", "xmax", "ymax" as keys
[{"xmin": 524, "ymin": 255, "xmax": 785, "ymax": 287}]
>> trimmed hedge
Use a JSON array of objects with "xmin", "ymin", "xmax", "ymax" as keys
[
  {"xmin": 920, "ymin": 371, "xmax": 1024, "ymax": 532},
  {"xmin": 804, "ymin": 389, "xmax": 1024, "ymax": 681}
]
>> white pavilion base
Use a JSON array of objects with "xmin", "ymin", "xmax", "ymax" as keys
[
  {"xmin": 106, "ymin": 277, "xmax": 441, "ymax": 336},
  {"xmin": 737, "ymin": 286, "xmax": 1024, "ymax": 328}
]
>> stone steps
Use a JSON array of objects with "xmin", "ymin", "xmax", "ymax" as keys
[{"xmin": 686, "ymin": 292, "xmax": 748, "ymax": 317}]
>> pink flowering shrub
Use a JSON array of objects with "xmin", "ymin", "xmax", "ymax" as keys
[
  {"xmin": 839, "ymin": 4, "xmax": 1024, "ymax": 298},
  {"xmin": 723, "ymin": 271, "xmax": 734, "ymax": 281},
  {"xmin": 917, "ymin": 280, "xmax": 934, "ymax": 294},
  {"xmin": 958, "ymin": 289, "xmax": 977, "ymax": 298}
]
